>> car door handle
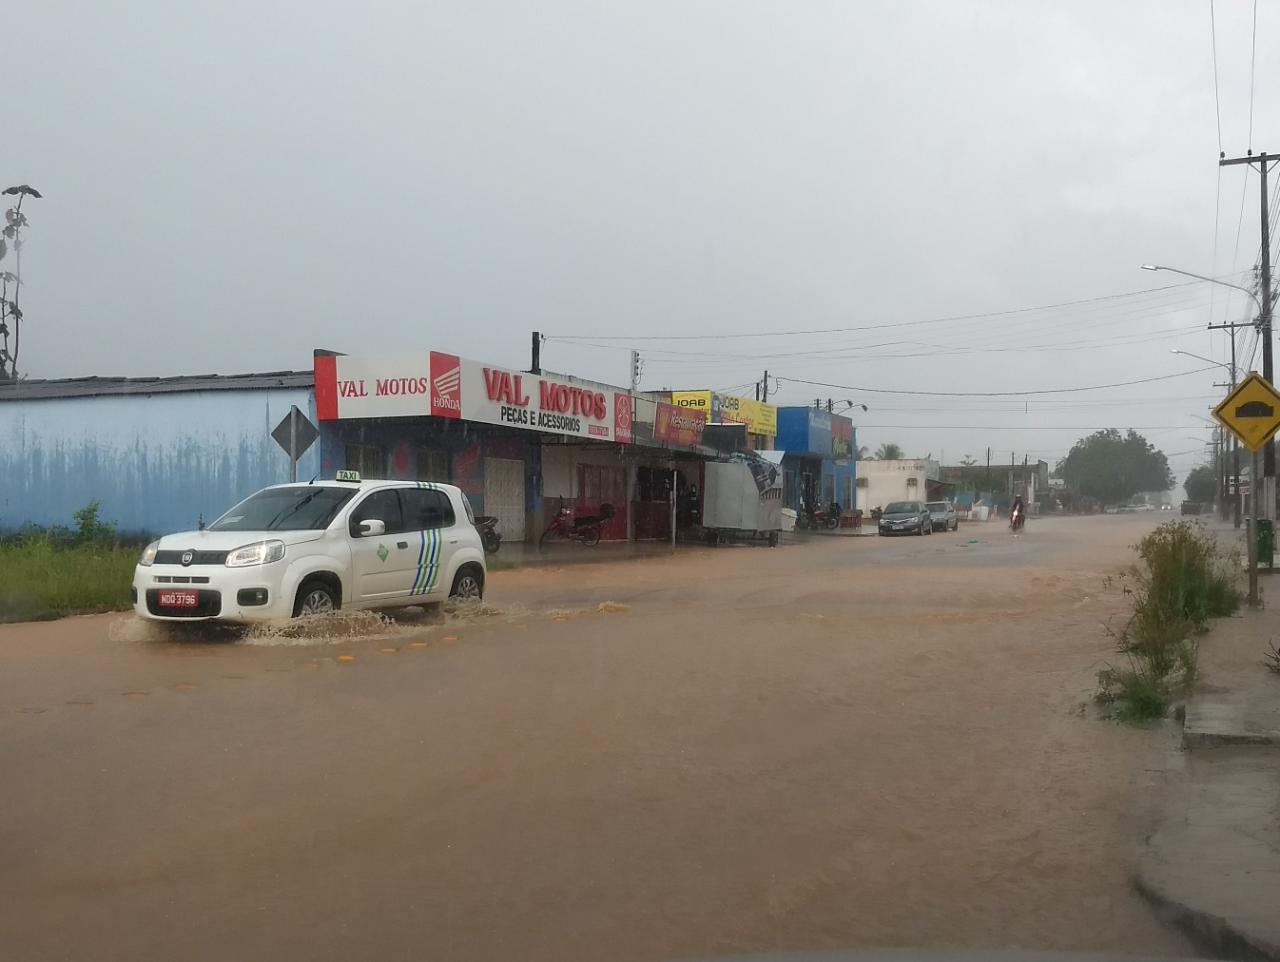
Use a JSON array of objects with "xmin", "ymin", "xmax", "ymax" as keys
[
  {"xmin": 397, "ymin": 541, "xmax": 409, "ymax": 549},
  {"xmin": 448, "ymin": 538, "xmax": 458, "ymax": 544}
]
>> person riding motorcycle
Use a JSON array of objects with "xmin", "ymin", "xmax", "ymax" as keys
[{"xmin": 1010, "ymin": 495, "xmax": 1026, "ymax": 531}]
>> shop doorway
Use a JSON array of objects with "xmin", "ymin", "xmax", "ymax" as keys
[
  {"xmin": 577, "ymin": 463, "xmax": 628, "ymax": 541},
  {"xmin": 484, "ymin": 457, "xmax": 526, "ymax": 541}
]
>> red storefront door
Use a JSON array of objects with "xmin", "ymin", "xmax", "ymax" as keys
[{"xmin": 577, "ymin": 464, "xmax": 629, "ymax": 541}]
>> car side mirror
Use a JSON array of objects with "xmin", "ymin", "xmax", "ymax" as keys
[{"xmin": 358, "ymin": 519, "xmax": 386, "ymax": 537}]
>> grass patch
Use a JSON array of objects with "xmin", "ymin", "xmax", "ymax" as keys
[
  {"xmin": 0, "ymin": 502, "xmax": 139, "ymax": 623},
  {"xmin": 1096, "ymin": 520, "xmax": 1240, "ymax": 722},
  {"xmin": 0, "ymin": 537, "xmax": 138, "ymax": 622}
]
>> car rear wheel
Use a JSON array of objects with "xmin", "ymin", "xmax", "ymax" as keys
[{"xmin": 294, "ymin": 580, "xmax": 338, "ymax": 618}]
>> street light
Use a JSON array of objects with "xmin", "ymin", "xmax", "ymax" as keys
[
  {"xmin": 1141, "ymin": 264, "xmax": 1264, "ymax": 317},
  {"xmin": 1146, "ymin": 263, "xmax": 1267, "ymax": 532},
  {"xmin": 1170, "ymin": 348, "xmax": 1235, "ymax": 372}
]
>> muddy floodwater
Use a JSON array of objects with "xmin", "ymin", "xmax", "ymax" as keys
[{"xmin": 0, "ymin": 515, "xmax": 1198, "ymax": 961}]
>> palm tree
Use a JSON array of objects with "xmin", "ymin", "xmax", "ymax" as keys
[
  {"xmin": 874, "ymin": 442, "xmax": 904, "ymax": 461},
  {"xmin": 856, "ymin": 444, "xmax": 871, "ymax": 459}
]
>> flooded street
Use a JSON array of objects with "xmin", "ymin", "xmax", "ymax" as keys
[{"xmin": 0, "ymin": 515, "xmax": 1196, "ymax": 961}]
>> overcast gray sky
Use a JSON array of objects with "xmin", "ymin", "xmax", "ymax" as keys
[{"xmin": 8, "ymin": 1, "xmax": 1275, "ymax": 481}]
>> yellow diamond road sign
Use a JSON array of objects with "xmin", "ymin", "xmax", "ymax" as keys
[{"xmin": 1213, "ymin": 371, "xmax": 1280, "ymax": 452}]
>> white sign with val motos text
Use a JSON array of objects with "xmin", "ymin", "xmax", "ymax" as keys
[{"xmin": 315, "ymin": 352, "xmax": 631, "ymax": 444}]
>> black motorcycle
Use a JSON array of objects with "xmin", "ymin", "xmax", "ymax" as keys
[{"xmin": 474, "ymin": 516, "xmax": 502, "ymax": 555}]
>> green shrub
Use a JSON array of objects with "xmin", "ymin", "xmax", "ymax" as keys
[
  {"xmin": 1134, "ymin": 520, "xmax": 1242, "ymax": 625},
  {"xmin": 72, "ymin": 500, "xmax": 118, "ymax": 544},
  {"xmin": 1096, "ymin": 666, "xmax": 1171, "ymax": 722},
  {"xmin": 1097, "ymin": 521, "xmax": 1238, "ymax": 721}
]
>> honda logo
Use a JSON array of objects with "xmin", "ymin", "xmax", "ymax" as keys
[{"xmin": 430, "ymin": 352, "xmax": 462, "ymax": 418}]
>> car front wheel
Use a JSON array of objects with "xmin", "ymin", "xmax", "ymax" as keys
[
  {"xmin": 294, "ymin": 580, "xmax": 338, "ymax": 618},
  {"xmin": 450, "ymin": 566, "xmax": 484, "ymax": 601}
]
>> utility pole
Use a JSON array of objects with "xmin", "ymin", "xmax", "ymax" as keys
[
  {"xmin": 1220, "ymin": 150, "xmax": 1277, "ymax": 518},
  {"xmin": 629, "ymin": 350, "xmax": 641, "ymax": 393},
  {"xmin": 530, "ymin": 331, "xmax": 542, "ymax": 375},
  {"xmin": 1209, "ymin": 320, "xmax": 1245, "ymax": 527},
  {"xmin": 761, "ymin": 370, "xmax": 769, "ymax": 403}
]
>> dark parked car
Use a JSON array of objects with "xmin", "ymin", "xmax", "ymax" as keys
[
  {"xmin": 878, "ymin": 500, "xmax": 933, "ymax": 536},
  {"xmin": 1180, "ymin": 501, "xmax": 1202, "ymax": 516}
]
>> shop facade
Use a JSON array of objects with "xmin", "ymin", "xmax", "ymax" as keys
[
  {"xmin": 772, "ymin": 406, "xmax": 857, "ymax": 512},
  {"xmin": 314, "ymin": 350, "xmax": 708, "ymax": 542}
]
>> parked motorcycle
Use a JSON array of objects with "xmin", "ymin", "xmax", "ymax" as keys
[
  {"xmin": 797, "ymin": 500, "xmax": 841, "ymax": 531},
  {"xmin": 540, "ymin": 502, "xmax": 616, "ymax": 546},
  {"xmin": 474, "ymin": 515, "xmax": 502, "ymax": 555}
]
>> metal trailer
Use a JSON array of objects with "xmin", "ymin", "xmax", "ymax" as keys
[{"xmin": 701, "ymin": 451, "xmax": 784, "ymax": 547}]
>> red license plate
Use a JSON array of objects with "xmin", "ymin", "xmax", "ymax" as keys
[{"xmin": 158, "ymin": 590, "xmax": 199, "ymax": 608}]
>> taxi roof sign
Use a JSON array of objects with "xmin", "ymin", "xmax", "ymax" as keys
[
  {"xmin": 1212, "ymin": 371, "xmax": 1280, "ymax": 452},
  {"xmin": 335, "ymin": 469, "xmax": 362, "ymax": 482}
]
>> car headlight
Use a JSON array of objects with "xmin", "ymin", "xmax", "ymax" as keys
[
  {"xmin": 138, "ymin": 541, "xmax": 160, "ymax": 566},
  {"xmin": 225, "ymin": 540, "xmax": 286, "ymax": 568}
]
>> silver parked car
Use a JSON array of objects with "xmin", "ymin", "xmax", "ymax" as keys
[{"xmin": 926, "ymin": 500, "xmax": 959, "ymax": 532}]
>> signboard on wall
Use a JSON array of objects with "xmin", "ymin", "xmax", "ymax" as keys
[
  {"xmin": 315, "ymin": 353, "xmax": 629, "ymax": 443},
  {"xmin": 719, "ymin": 395, "xmax": 777, "ymax": 436},
  {"xmin": 654, "ymin": 401, "xmax": 707, "ymax": 446},
  {"xmin": 672, "ymin": 391, "xmax": 713, "ymax": 414},
  {"xmin": 831, "ymin": 416, "xmax": 853, "ymax": 457}
]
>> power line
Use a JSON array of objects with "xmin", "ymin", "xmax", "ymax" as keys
[
  {"xmin": 777, "ymin": 365, "xmax": 1219, "ymax": 398},
  {"xmin": 853, "ymin": 424, "xmax": 1219, "ymax": 431},
  {"xmin": 544, "ymin": 281, "xmax": 1206, "ymax": 341}
]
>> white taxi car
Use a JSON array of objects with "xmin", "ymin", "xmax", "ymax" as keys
[{"xmin": 131, "ymin": 472, "xmax": 487, "ymax": 624}]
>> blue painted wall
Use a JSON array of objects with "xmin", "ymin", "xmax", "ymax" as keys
[
  {"xmin": 775, "ymin": 408, "xmax": 858, "ymax": 511},
  {"xmin": 0, "ymin": 389, "xmax": 319, "ymax": 534}
]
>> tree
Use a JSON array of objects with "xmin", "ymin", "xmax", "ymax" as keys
[
  {"xmin": 1184, "ymin": 464, "xmax": 1218, "ymax": 503},
  {"xmin": 1057, "ymin": 429, "xmax": 1174, "ymax": 504},
  {"xmin": 959, "ymin": 454, "xmax": 978, "ymax": 466},
  {"xmin": 0, "ymin": 184, "xmax": 41, "ymax": 381},
  {"xmin": 856, "ymin": 444, "xmax": 870, "ymax": 459},
  {"xmin": 874, "ymin": 442, "xmax": 904, "ymax": 460}
]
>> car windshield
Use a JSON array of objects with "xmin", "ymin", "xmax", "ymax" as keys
[
  {"xmin": 927, "ymin": 502, "xmax": 948, "ymax": 512},
  {"xmin": 884, "ymin": 502, "xmax": 918, "ymax": 514},
  {"xmin": 209, "ymin": 487, "xmax": 356, "ymax": 532}
]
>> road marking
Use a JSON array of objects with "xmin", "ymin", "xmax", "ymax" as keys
[
  {"xmin": 410, "ymin": 641, "xmax": 430, "ymax": 648},
  {"xmin": 338, "ymin": 655, "xmax": 356, "ymax": 663},
  {"xmin": 381, "ymin": 647, "xmax": 399, "ymax": 653}
]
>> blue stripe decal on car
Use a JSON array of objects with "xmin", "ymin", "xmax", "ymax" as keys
[
  {"xmin": 427, "ymin": 527, "xmax": 439, "ymax": 591},
  {"xmin": 413, "ymin": 528, "xmax": 428, "ymax": 594}
]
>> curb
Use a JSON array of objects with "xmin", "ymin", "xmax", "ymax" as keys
[
  {"xmin": 1133, "ymin": 869, "xmax": 1280, "ymax": 962},
  {"xmin": 1182, "ymin": 729, "xmax": 1280, "ymax": 749}
]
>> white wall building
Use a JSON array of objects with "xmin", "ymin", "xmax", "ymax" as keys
[{"xmin": 856, "ymin": 458, "xmax": 942, "ymax": 514}]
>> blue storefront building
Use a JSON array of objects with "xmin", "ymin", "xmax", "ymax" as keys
[{"xmin": 772, "ymin": 406, "xmax": 857, "ymax": 513}]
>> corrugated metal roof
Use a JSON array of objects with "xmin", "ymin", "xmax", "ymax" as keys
[{"xmin": 0, "ymin": 371, "xmax": 315, "ymax": 401}]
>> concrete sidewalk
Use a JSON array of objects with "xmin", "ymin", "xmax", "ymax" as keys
[{"xmin": 1136, "ymin": 604, "xmax": 1280, "ymax": 960}]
